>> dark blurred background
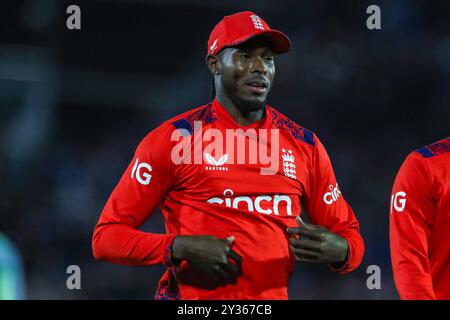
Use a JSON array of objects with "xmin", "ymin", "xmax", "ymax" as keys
[{"xmin": 0, "ymin": 0, "xmax": 449, "ymax": 299}]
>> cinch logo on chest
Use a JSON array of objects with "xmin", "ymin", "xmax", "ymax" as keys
[{"xmin": 206, "ymin": 188, "xmax": 293, "ymax": 216}]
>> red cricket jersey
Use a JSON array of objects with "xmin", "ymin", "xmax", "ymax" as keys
[
  {"xmin": 93, "ymin": 98, "xmax": 364, "ymax": 299},
  {"xmin": 390, "ymin": 137, "xmax": 450, "ymax": 300}
]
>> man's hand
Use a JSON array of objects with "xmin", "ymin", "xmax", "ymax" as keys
[
  {"xmin": 286, "ymin": 216, "xmax": 349, "ymax": 266},
  {"xmin": 172, "ymin": 235, "xmax": 242, "ymax": 287}
]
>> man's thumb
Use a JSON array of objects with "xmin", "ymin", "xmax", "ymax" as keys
[
  {"xmin": 296, "ymin": 216, "xmax": 316, "ymax": 230},
  {"xmin": 225, "ymin": 236, "xmax": 235, "ymax": 244},
  {"xmin": 296, "ymin": 215, "xmax": 304, "ymax": 226}
]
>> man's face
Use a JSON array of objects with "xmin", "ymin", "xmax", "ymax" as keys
[{"xmin": 215, "ymin": 36, "xmax": 275, "ymax": 113}]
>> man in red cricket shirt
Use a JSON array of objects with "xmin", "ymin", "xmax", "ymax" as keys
[
  {"xmin": 92, "ymin": 11, "xmax": 364, "ymax": 299},
  {"xmin": 390, "ymin": 137, "xmax": 450, "ymax": 300}
]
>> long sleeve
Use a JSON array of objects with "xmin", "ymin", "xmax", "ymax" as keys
[
  {"xmin": 390, "ymin": 152, "xmax": 435, "ymax": 299},
  {"xmin": 302, "ymin": 134, "xmax": 365, "ymax": 274},
  {"xmin": 92, "ymin": 123, "xmax": 177, "ymax": 267}
]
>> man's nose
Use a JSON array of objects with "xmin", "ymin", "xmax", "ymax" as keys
[{"xmin": 250, "ymin": 56, "xmax": 267, "ymax": 75}]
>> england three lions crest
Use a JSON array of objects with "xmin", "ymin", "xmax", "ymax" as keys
[{"xmin": 282, "ymin": 148, "xmax": 296, "ymax": 179}]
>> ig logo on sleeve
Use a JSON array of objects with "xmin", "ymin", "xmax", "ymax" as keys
[
  {"xmin": 390, "ymin": 191, "xmax": 407, "ymax": 213},
  {"xmin": 131, "ymin": 158, "xmax": 152, "ymax": 185}
]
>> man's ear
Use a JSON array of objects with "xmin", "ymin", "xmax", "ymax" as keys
[{"xmin": 206, "ymin": 54, "xmax": 221, "ymax": 75}]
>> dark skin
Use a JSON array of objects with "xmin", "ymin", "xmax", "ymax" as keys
[
  {"xmin": 172, "ymin": 236, "xmax": 242, "ymax": 287},
  {"xmin": 287, "ymin": 216, "xmax": 349, "ymax": 267},
  {"xmin": 208, "ymin": 35, "xmax": 276, "ymax": 125},
  {"xmin": 171, "ymin": 36, "xmax": 349, "ymax": 288}
]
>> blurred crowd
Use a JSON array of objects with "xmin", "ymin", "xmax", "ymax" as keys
[{"xmin": 0, "ymin": 0, "xmax": 449, "ymax": 299}]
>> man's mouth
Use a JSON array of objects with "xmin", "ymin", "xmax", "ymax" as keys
[{"xmin": 245, "ymin": 80, "xmax": 268, "ymax": 94}]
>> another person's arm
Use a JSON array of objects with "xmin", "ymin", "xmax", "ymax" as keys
[{"xmin": 390, "ymin": 152, "xmax": 435, "ymax": 299}]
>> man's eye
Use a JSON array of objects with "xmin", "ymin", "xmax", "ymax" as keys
[{"xmin": 264, "ymin": 57, "xmax": 274, "ymax": 63}]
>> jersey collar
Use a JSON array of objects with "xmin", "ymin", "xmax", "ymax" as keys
[{"xmin": 212, "ymin": 98, "xmax": 273, "ymax": 130}]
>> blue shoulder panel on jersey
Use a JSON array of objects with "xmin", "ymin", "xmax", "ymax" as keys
[
  {"xmin": 303, "ymin": 129, "xmax": 315, "ymax": 146},
  {"xmin": 415, "ymin": 137, "xmax": 450, "ymax": 158},
  {"xmin": 171, "ymin": 103, "xmax": 218, "ymax": 136},
  {"xmin": 416, "ymin": 147, "xmax": 434, "ymax": 158},
  {"xmin": 171, "ymin": 119, "xmax": 192, "ymax": 136},
  {"xmin": 271, "ymin": 109, "xmax": 315, "ymax": 146}
]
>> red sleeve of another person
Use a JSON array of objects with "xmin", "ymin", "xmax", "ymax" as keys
[
  {"xmin": 390, "ymin": 152, "xmax": 435, "ymax": 299},
  {"xmin": 92, "ymin": 123, "xmax": 177, "ymax": 267},
  {"xmin": 302, "ymin": 134, "xmax": 365, "ymax": 274}
]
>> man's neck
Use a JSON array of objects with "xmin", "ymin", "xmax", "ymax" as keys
[{"xmin": 216, "ymin": 94, "xmax": 265, "ymax": 126}]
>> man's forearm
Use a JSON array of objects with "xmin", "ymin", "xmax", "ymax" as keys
[{"xmin": 92, "ymin": 223, "xmax": 176, "ymax": 267}]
